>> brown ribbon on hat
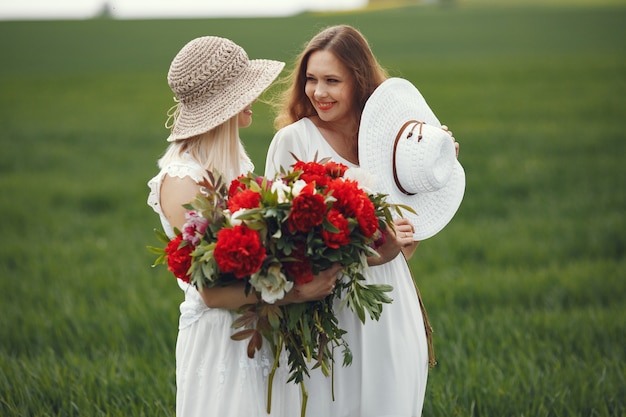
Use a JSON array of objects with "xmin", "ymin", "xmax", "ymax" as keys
[{"xmin": 392, "ymin": 120, "xmax": 423, "ymax": 196}]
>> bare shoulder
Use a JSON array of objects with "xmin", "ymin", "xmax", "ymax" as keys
[{"xmin": 160, "ymin": 174, "xmax": 202, "ymax": 230}]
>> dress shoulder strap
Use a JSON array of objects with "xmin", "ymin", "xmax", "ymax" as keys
[{"xmin": 162, "ymin": 159, "xmax": 206, "ymax": 183}]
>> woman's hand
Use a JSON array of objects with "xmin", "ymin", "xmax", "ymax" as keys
[
  {"xmin": 368, "ymin": 218, "xmax": 416, "ymax": 266},
  {"xmin": 280, "ymin": 263, "xmax": 342, "ymax": 304},
  {"xmin": 441, "ymin": 125, "xmax": 459, "ymax": 158}
]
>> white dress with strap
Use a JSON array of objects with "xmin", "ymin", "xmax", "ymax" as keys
[
  {"xmin": 265, "ymin": 118, "xmax": 429, "ymax": 417},
  {"xmin": 148, "ymin": 153, "xmax": 300, "ymax": 417}
]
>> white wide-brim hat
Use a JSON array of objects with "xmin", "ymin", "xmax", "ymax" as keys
[
  {"xmin": 166, "ymin": 36, "xmax": 284, "ymax": 142},
  {"xmin": 358, "ymin": 78, "xmax": 465, "ymax": 240}
]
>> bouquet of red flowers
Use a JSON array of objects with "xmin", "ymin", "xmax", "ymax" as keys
[{"xmin": 150, "ymin": 158, "xmax": 407, "ymax": 416}]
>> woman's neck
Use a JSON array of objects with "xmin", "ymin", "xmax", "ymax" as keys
[{"xmin": 309, "ymin": 116, "xmax": 359, "ymax": 165}]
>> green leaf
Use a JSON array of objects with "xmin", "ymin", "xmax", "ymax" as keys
[
  {"xmin": 153, "ymin": 228, "xmax": 171, "ymax": 244},
  {"xmin": 322, "ymin": 217, "xmax": 341, "ymax": 233},
  {"xmin": 266, "ymin": 306, "xmax": 282, "ymax": 330},
  {"xmin": 150, "ymin": 253, "xmax": 166, "ymax": 267},
  {"xmin": 146, "ymin": 245, "xmax": 164, "ymax": 255}
]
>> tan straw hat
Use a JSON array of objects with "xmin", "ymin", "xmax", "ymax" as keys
[
  {"xmin": 165, "ymin": 36, "xmax": 284, "ymax": 142},
  {"xmin": 358, "ymin": 78, "xmax": 465, "ymax": 240}
]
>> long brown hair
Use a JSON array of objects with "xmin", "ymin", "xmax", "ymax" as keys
[{"xmin": 274, "ymin": 25, "xmax": 388, "ymax": 130}]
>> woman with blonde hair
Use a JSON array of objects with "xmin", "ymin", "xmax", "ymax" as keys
[{"xmin": 148, "ymin": 36, "xmax": 338, "ymax": 417}]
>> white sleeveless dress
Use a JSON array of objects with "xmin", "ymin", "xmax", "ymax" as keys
[
  {"xmin": 265, "ymin": 118, "xmax": 429, "ymax": 417},
  {"xmin": 147, "ymin": 153, "xmax": 301, "ymax": 417}
]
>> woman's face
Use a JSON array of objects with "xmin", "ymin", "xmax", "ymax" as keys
[
  {"xmin": 305, "ymin": 50, "xmax": 354, "ymax": 125},
  {"xmin": 237, "ymin": 100, "xmax": 255, "ymax": 128}
]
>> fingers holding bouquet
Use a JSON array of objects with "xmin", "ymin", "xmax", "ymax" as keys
[{"xmin": 281, "ymin": 263, "xmax": 342, "ymax": 303}]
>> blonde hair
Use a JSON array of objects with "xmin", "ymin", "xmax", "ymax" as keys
[
  {"xmin": 158, "ymin": 115, "xmax": 250, "ymax": 180},
  {"xmin": 273, "ymin": 25, "xmax": 388, "ymax": 130}
]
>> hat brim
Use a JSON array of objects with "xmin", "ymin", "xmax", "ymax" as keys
[
  {"xmin": 358, "ymin": 78, "xmax": 466, "ymax": 240},
  {"xmin": 167, "ymin": 59, "xmax": 284, "ymax": 142}
]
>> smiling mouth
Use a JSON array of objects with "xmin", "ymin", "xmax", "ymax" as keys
[{"xmin": 316, "ymin": 102, "xmax": 334, "ymax": 111}]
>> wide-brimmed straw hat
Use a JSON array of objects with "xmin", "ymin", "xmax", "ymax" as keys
[
  {"xmin": 165, "ymin": 36, "xmax": 284, "ymax": 142},
  {"xmin": 358, "ymin": 77, "xmax": 465, "ymax": 240}
]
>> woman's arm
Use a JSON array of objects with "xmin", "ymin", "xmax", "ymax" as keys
[
  {"xmin": 160, "ymin": 174, "xmax": 201, "ymax": 232},
  {"xmin": 401, "ymin": 241, "xmax": 420, "ymax": 260},
  {"xmin": 199, "ymin": 265, "xmax": 341, "ymax": 309}
]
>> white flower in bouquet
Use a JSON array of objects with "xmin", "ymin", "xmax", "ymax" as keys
[
  {"xmin": 229, "ymin": 208, "xmax": 248, "ymax": 226},
  {"xmin": 343, "ymin": 167, "xmax": 379, "ymax": 194},
  {"xmin": 250, "ymin": 263, "xmax": 294, "ymax": 304},
  {"xmin": 290, "ymin": 179, "xmax": 307, "ymax": 197},
  {"xmin": 270, "ymin": 180, "xmax": 291, "ymax": 203}
]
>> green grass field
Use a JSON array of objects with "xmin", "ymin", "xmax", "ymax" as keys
[{"xmin": 1, "ymin": 2, "xmax": 624, "ymax": 416}]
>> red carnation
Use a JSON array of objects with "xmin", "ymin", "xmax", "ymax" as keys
[
  {"xmin": 326, "ymin": 178, "xmax": 363, "ymax": 218},
  {"xmin": 165, "ymin": 234, "xmax": 193, "ymax": 283},
  {"xmin": 288, "ymin": 183, "xmax": 326, "ymax": 233},
  {"xmin": 322, "ymin": 209, "xmax": 351, "ymax": 249},
  {"xmin": 214, "ymin": 225, "xmax": 266, "ymax": 278},
  {"xmin": 293, "ymin": 161, "xmax": 329, "ymax": 187},
  {"xmin": 357, "ymin": 196, "xmax": 379, "ymax": 237},
  {"xmin": 228, "ymin": 175, "xmax": 248, "ymax": 198},
  {"xmin": 324, "ymin": 161, "xmax": 348, "ymax": 178},
  {"xmin": 283, "ymin": 243, "xmax": 314, "ymax": 285},
  {"xmin": 227, "ymin": 189, "xmax": 262, "ymax": 212}
]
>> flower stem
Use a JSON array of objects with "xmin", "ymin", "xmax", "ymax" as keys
[
  {"xmin": 300, "ymin": 381, "xmax": 308, "ymax": 417},
  {"xmin": 267, "ymin": 337, "xmax": 283, "ymax": 414},
  {"xmin": 331, "ymin": 356, "xmax": 336, "ymax": 402}
]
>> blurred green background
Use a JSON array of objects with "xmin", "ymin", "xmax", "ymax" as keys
[{"xmin": 0, "ymin": 1, "xmax": 624, "ymax": 416}]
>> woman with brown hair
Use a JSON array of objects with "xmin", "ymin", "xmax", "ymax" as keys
[{"xmin": 266, "ymin": 25, "xmax": 463, "ymax": 417}]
